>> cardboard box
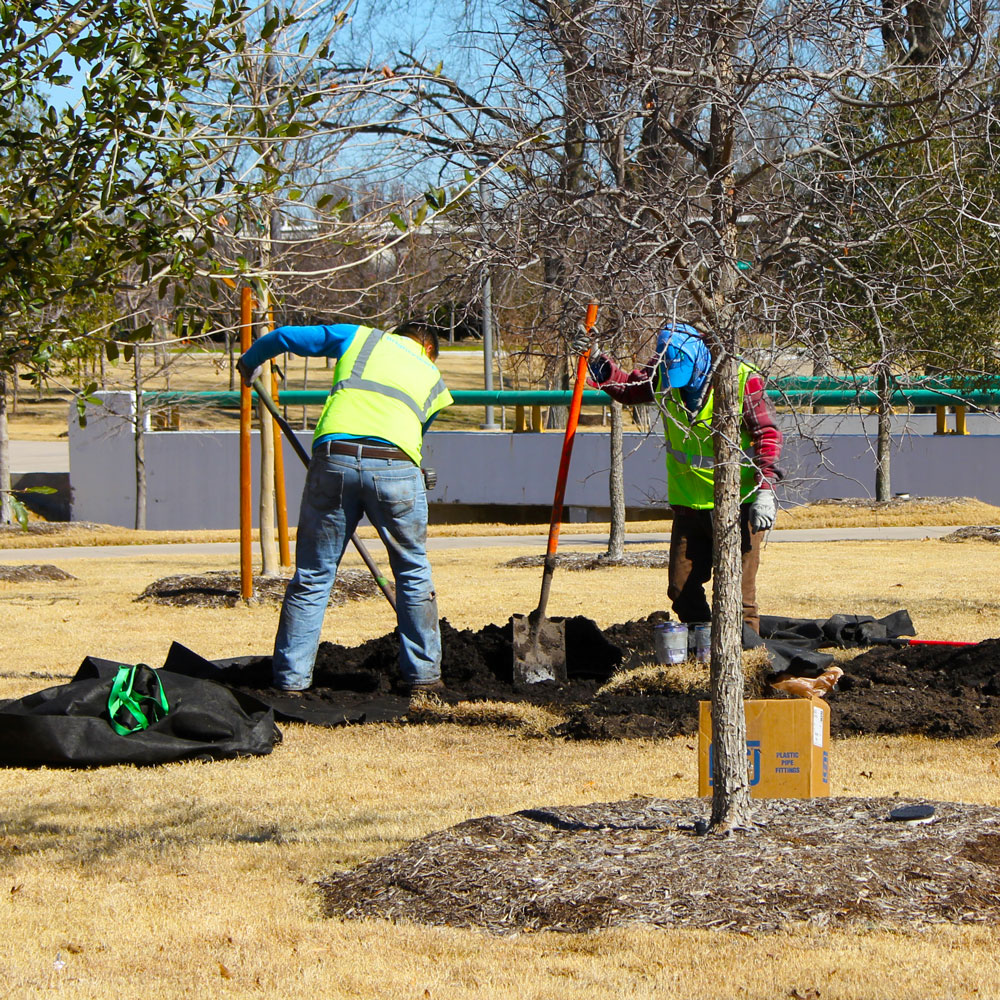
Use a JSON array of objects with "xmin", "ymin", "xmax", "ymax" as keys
[{"xmin": 698, "ymin": 698, "xmax": 830, "ymax": 798}]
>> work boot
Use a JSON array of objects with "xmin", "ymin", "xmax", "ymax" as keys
[{"xmin": 406, "ymin": 678, "xmax": 447, "ymax": 708}]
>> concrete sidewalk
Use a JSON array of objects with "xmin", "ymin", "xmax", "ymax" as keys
[
  {"xmin": 9, "ymin": 440, "xmax": 69, "ymax": 473},
  {"xmin": 0, "ymin": 525, "xmax": 958, "ymax": 563}
]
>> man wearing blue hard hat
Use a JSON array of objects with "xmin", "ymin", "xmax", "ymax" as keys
[{"xmin": 572, "ymin": 321, "xmax": 782, "ymax": 633}]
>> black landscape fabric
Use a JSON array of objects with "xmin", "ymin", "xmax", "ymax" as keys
[{"xmin": 0, "ymin": 656, "xmax": 280, "ymax": 767}]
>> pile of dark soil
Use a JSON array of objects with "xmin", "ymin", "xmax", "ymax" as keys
[
  {"xmin": 136, "ymin": 569, "xmax": 377, "ymax": 608},
  {"xmin": 319, "ymin": 796, "xmax": 1000, "ymax": 934},
  {"xmin": 305, "ymin": 614, "xmax": 640, "ymax": 700},
  {"xmin": 0, "ymin": 564, "xmax": 76, "ymax": 583},
  {"xmin": 553, "ymin": 636, "xmax": 1000, "ymax": 741},
  {"xmin": 505, "ymin": 550, "xmax": 670, "ymax": 571},
  {"xmin": 835, "ymin": 639, "xmax": 1000, "ymax": 737},
  {"xmin": 218, "ymin": 613, "xmax": 1000, "ymax": 740},
  {"xmin": 943, "ymin": 525, "xmax": 1000, "ymax": 543}
]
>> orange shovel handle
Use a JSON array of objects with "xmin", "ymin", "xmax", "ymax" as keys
[
  {"xmin": 534, "ymin": 301, "xmax": 599, "ymax": 621},
  {"xmin": 545, "ymin": 300, "xmax": 599, "ymax": 556}
]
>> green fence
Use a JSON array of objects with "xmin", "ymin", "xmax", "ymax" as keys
[{"xmin": 144, "ymin": 375, "xmax": 1000, "ymax": 409}]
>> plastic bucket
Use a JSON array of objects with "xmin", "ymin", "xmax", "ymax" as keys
[
  {"xmin": 654, "ymin": 622, "xmax": 689, "ymax": 664},
  {"xmin": 692, "ymin": 623, "xmax": 711, "ymax": 662}
]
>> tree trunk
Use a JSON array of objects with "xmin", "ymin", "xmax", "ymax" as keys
[
  {"xmin": 607, "ymin": 400, "xmax": 625, "ymax": 560},
  {"xmin": 709, "ymin": 341, "xmax": 753, "ymax": 832},
  {"xmin": 811, "ymin": 330, "xmax": 831, "ymax": 414},
  {"xmin": 133, "ymin": 347, "xmax": 147, "ymax": 531},
  {"xmin": 228, "ymin": 331, "xmax": 236, "ymax": 391},
  {"xmin": 546, "ymin": 364, "xmax": 570, "ymax": 429},
  {"xmin": 876, "ymin": 366, "xmax": 892, "ymax": 501},
  {"xmin": 0, "ymin": 372, "xmax": 12, "ymax": 525},
  {"xmin": 163, "ymin": 326, "xmax": 171, "ymax": 391}
]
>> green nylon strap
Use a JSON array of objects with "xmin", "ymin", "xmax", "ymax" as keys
[{"xmin": 107, "ymin": 664, "xmax": 169, "ymax": 736}]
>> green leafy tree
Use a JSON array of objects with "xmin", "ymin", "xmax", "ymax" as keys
[{"xmin": 0, "ymin": 0, "xmax": 254, "ymax": 523}]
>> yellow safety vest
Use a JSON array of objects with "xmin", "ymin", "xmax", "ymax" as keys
[
  {"xmin": 655, "ymin": 362, "xmax": 759, "ymax": 509},
  {"xmin": 314, "ymin": 327, "xmax": 452, "ymax": 465}
]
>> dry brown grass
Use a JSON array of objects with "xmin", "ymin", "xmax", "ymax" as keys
[
  {"xmin": 5, "ymin": 495, "xmax": 1000, "ymax": 553},
  {"xmin": 2, "ymin": 536, "xmax": 1000, "ymax": 997},
  {"xmin": 596, "ymin": 647, "xmax": 773, "ymax": 701}
]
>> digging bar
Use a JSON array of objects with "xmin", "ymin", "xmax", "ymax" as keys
[
  {"xmin": 252, "ymin": 376, "xmax": 397, "ymax": 611},
  {"xmin": 511, "ymin": 301, "xmax": 599, "ymax": 686}
]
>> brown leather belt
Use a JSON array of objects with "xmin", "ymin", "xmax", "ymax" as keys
[{"xmin": 314, "ymin": 439, "xmax": 413, "ymax": 463}]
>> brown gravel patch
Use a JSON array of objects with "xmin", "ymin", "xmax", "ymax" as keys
[
  {"xmin": 135, "ymin": 569, "xmax": 378, "ymax": 607},
  {"xmin": 319, "ymin": 796, "xmax": 1000, "ymax": 934}
]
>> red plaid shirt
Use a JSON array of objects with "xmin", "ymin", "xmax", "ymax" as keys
[{"xmin": 589, "ymin": 354, "xmax": 783, "ymax": 489}]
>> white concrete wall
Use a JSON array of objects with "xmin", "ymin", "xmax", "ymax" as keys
[{"xmin": 69, "ymin": 392, "xmax": 1000, "ymax": 528}]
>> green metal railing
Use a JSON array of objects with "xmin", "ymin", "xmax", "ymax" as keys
[{"xmin": 143, "ymin": 375, "xmax": 1000, "ymax": 409}]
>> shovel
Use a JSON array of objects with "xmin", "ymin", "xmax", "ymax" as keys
[
  {"xmin": 511, "ymin": 301, "xmax": 599, "ymax": 685},
  {"xmin": 252, "ymin": 377, "xmax": 397, "ymax": 611}
]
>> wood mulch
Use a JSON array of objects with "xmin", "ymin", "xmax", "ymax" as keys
[
  {"xmin": 0, "ymin": 564, "xmax": 76, "ymax": 583},
  {"xmin": 942, "ymin": 526, "xmax": 1000, "ymax": 543},
  {"xmin": 807, "ymin": 496, "xmax": 974, "ymax": 510},
  {"xmin": 319, "ymin": 796, "xmax": 1000, "ymax": 934},
  {"xmin": 135, "ymin": 569, "xmax": 378, "ymax": 608},
  {"xmin": 505, "ymin": 550, "xmax": 670, "ymax": 571}
]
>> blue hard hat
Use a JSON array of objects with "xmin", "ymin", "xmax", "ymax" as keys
[{"xmin": 656, "ymin": 323, "xmax": 704, "ymax": 388}]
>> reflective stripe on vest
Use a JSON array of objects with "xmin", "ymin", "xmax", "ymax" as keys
[
  {"xmin": 656, "ymin": 363, "xmax": 759, "ymax": 509},
  {"xmin": 314, "ymin": 327, "xmax": 452, "ymax": 465},
  {"xmin": 330, "ymin": 329, "xmax": 449, "ymax": 424}
]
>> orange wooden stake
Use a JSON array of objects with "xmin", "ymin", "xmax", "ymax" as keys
[{"xmin": 239, "ymin": 287, "xmax": 254, "ymax": 601}]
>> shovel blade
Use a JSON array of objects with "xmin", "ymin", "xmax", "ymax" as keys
[{"xmin": 511, "ymin": 612, "xmax": 567, "ymax": 686}]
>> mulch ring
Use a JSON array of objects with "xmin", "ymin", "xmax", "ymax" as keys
[
  {"xmin": 291, "ymin": 615, "xmax": 1000, "ymax": 740},
  {"xmin": 0, "ymin": 564, "xmax": 76, "ymax": 583},
  {"xmin": 942, "ymin": 526, "xmax": 1000, "ymax": 543},
  {"xmin": 807, "ymin": 495, "xmax": 977, "ymax": 511},
  {"xmin": 318, "ymin": 796, "xmax": 1000, "ymax": 934},
  {"xmin": 135, "ymin": 569, "xmax": 378, "ymax": 608},
  {"xmin": 505, "ymin": 550, "xmax": 669, "ymax": 570},
  {"xmin": 0, "ymin": 521, "xmax": 114, "ymax": 537}
]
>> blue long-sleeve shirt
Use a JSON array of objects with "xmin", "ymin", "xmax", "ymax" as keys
[
  {"xmin": 241, "ymin": 324, "xmax": 360, "ymax": 370},
  {"xmin": 240, "ymin": 324, "xmax": 440, "ymax": 449}
]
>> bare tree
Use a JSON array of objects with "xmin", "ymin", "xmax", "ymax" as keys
[{"xmin": 383, "ymin": 0, "xmax": 1000, "ymax": 827}]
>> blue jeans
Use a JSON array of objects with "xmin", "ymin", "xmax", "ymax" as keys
[{"xmin": 272, "ymin": 452, "xmax": 441, "ymax": 690}]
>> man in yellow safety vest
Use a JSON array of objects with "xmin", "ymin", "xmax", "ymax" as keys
[
  {"xmin": 573, "ymin": 322, "xmax": 782, "ymax": 633},
  {"xmin": 239, "ymin": 321, "xmax": 452, "ymax": 694}
]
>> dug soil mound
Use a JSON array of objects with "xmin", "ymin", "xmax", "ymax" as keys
[
  {"xmin": 319, "ymin": 796, "xmax": 1000, "ymax": 934},
  {"xmin": 835, "ymin": 639, "xmax": 1000, "ymax": 737},
  {"xmin": 219, "ymin": 614, "xmax": 1000, "ymax": 740},
  {"xmin": 136, "ymin": 569, "xmax": 378, "ymax": 608}
]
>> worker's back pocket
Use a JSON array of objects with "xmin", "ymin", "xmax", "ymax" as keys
[
  {"xmin": 305, "ymin": 461, "xmax": 344, "ymax": 507},
  {"xmin": 372, "ymin": 469, "xmax": 418, "ymax": 518}
]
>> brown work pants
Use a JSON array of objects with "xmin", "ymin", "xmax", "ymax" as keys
[{"xmin": 667, "ymin": 504, "xmax": 764, "ymax": 634}]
